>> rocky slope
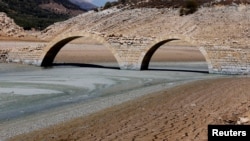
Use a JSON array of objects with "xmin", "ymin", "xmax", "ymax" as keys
[
  {"xmin": 38, "ymin": 4, "xmax": 250, "ymax": 47},
  {"xmin": 0, "ymin": 0, "xmax": 87, "ymax": 30},
  {"xmin": 112, "ymin": 0, "xmax": 250, "ymax": 8},
  {"xmin": 69, "ymin": 0, "xmax": 97, "ymax": 10},
  {"xmin": 0, "ymin": 12, "xmax": 25, "ymax": 62},
  {"xmin": 0, "ymin": 13, "xmax": 25, "ymax": 38},
  {"xmin": 0, "ymin": 1, "xmax": 249, "ymax": 44}
]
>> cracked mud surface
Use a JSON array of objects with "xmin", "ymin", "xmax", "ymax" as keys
[{"xmin": 8, "ymin": 77, "xmax": 250, "ymax": 141}]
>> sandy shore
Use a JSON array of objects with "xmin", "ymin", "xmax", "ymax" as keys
[
  {"xmin": 0, "ymin": 62, "xmax": 215, "ymax": 140},
  {"xmin": 7, "ymin": 77, "xmax": 250, "ymax": 141}
]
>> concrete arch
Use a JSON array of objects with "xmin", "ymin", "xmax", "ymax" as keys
[
  {"xmin": 138, "ymin": 35, "xmax": 212, "ymax": 72},
  {"xmin": 38, "ymin": 32, "xmax": 120, "ymax": 67}
]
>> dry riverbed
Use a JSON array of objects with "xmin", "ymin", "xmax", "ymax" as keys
[{"xmin": 0, "ymin": 41, "xmax": 238, "ymax": 141}]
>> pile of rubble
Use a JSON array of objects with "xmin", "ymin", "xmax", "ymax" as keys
[
  {"xmin": 5, "ymin": 44, "xmax": 46, "ymax": 65},
  {"xmin": 0, "ymin": 49, "xmax": 10, "ymax": 63}
]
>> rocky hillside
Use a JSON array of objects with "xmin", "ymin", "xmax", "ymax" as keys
[
  {"xmin": 111, "ymin": 0, "xmax": 250, "ymax": 8},
  {"xmin": 0, "ymin": 0, "xmax": 87, "ymax": 30},
  {"xmin": 69, "ymin": 0, "xmax": 97, "ymax": 10},
  {"xmin": 1, "ymin": 0, "xmax": 249, "ymax": 40},
  {"xmin": 0, "ymin": 13, "xmax": 25, "ymax": 38},
  {"xmin": 38, "ymin": 0, "xmax": 86, "ymax": 15},
  {"xmin": 38, "ymin": 4, "xmax": 250, "ymax": 47}
]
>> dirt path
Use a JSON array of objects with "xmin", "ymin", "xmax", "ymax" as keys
[{"xmin": 8, "ymin": 77, "xmax": 250, "ymax": 141}]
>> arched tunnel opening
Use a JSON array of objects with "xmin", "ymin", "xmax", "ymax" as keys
[
  {"xmin": 41, "ymin": 36, "xmax": 119, "ymax": 69},
  {"xmin": 141, "ymin": 39, "xmax": 208, "ymax": 73}
]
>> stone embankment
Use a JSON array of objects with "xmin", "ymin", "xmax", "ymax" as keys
[{"xmin": 5, "ymin": 44, "xmax": 45, "ymax": 65}]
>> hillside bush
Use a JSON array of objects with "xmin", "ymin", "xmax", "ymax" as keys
[
  {"xmin": 119, "ymin": 0, "xmax": 127, "ymax": 4},
  {"xmin": 104, "ymin": 2, "xmax": 112, "ymax": 9},
  {"xmin": 0, "ymin": 0, "xmax": 81, "ymax": 30},
  {"xmin": 179, "ymin": 0, "xmax": 199, "ymax": 16}
]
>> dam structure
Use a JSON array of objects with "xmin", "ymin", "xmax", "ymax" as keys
[{"xmin": 3, "ymin": 6, "xmax": 250, "ymax": 74}]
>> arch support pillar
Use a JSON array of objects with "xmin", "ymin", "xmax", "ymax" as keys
[
  {"xmin": 203, "ymin": 45, "xmax": 250, "ymax": 74},
  {"xmin": 113, "ymin": 49, "xmax": 145, "ymax": 70},
  {"xmin": 106, "ymin": 36, "xmax": 157, "ymax": 70}
]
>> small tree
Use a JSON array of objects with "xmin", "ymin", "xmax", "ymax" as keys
[
  {"xmin": 180, "ymin": 0, "xmax": 199, "ymax": 16},
  {"xmin": 104, "ymin": 2, "xmax": 112, "ymax": 9},
  {"xmin": 119, "ymin": 0, "xmax": 126, "ymax": 4}
]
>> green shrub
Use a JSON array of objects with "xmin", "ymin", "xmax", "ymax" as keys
[
  {"xmin": 179, "ymin": 0, "xmax": 198, "ymax": 16},
  {"xmin": 118, "ymin": 0, "xmax": 126, "ymax": 4},
  {"xmin": 104, "ymin": 2, "xmax": 112, "ymax": 9}
]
